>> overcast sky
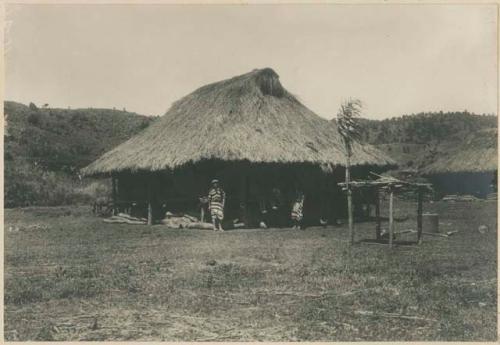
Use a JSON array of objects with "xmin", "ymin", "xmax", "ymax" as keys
[{"xmin": 5, "ymin": 4, "xmax": 498, "ymax": 119}]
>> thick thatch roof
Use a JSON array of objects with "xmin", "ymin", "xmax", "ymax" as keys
[
  {"xmin": 421, "ymin": 127, "xmax": 498, "ymax": 175},
  {"xmin": 82, "ymin": 68, "xmax": 394, "ymax": 176}
]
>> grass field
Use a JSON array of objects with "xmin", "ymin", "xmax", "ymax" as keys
[{"xmin": 4, "ymin": 199, "xmax": 497, "ymax": 341}]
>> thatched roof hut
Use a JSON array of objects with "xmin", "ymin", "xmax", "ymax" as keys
[
  {"xmin": 83, "ymin": 68, "xmax": 395, "ymax": 226},
  {"xmin": 421, "ymin": 128, "xmax": 497, "ymax": 198},
  {"xmin": 421, "ymin": 128, "xmax": 497, "ymax": 175},
  {"xmin": 82, "ymin": 68, "xmax": 393, "ymax": 176}
]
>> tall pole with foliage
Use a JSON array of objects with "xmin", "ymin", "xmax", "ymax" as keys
[{"xmin": 337, "ymin": 98, "xmax": 362, "ymax": 245}]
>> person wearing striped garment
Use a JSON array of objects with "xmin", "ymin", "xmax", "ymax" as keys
[
  {"xmin": 291, "ymin": 191, "xmax": 305, "ymax": 230},
  {"xmin": 208, "ymin": 179, "xmax": 226, "ymax": 232}
]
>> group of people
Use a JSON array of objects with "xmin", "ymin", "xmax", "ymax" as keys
[{"xmin": 207, "ymin": 179, "xmax": 305, "ymax": 232}]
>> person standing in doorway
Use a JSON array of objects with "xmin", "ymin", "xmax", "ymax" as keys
[
  {"xmin": 208, "ymin": 179, "xmax": 226, "ymax": 232},
  {"xmin": 291, "ymin": 191, "xmax": 305, "ymax": 230}
]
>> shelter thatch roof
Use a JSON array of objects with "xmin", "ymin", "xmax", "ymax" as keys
[
  {"xmin": 82, "ymin": 68, "xmax": 395, "ymax": 176},
  {"xmin": 421, "ymin": 127, "xmax": 497, "ymax": 175}
]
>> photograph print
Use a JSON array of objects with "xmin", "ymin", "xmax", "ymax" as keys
[{"xmin": 3, "ymin": 2, "xmax": 498, "ymax": 341}]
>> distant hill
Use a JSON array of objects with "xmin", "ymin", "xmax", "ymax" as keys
[
  {"xmin": 5, "ymin": 101, "xmax": 157, "ymax": 172},
  {"xmin": 357, "ymin": 111, "xmax": 497, "ymax": 171},
  {"xmin": 4, "ymin": 101, "xmax": 157, "ymax": 207}
]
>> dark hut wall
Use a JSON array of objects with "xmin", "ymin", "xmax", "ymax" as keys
[{"xmin": 114, "ymin": 160, "xmax": 385, "ymax": 226}]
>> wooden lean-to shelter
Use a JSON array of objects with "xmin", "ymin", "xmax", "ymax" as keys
[
  {"xmin": 82, "ymin": 68, "xmax": 395, "ymax": 226},
  {"xmin": 421, "ymin": 128, "xmax": 497, "ymax": 199},
  {"xmin": 339, "ymin": 174, "xmax": 433, "ymax": 247}
]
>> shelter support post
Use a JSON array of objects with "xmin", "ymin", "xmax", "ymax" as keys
[
  {"xmin": 348, "ymin": 189, "xmax": 354, "ymax": 244},
  {"xmin": 111, "ymin": 175, "xmax": 117, "ymax": 216},
  {"xmin": 417, "ymin": 189, "xmax": 423, "ymax": 244},
  {"xmin": 389, "ymin": 189, "xmax": 394, "ymax": 248},
  {"xmin": 346, "ymin": 156, "xmax": 354, "ymax": 245},
  {"xmin": 240, "ymin": 173, "xmax": 248, "ymax": 227},
  {"xmin": 148, "ymin": 202, "xmax": 153, "ymax": 226},
  {"xmin": 147, "ymin": 177, "xmax": 153, "ymax": 226},
  {"xmin": 375, "ymin": 188, "xmax": 381, "ymax": 240}
]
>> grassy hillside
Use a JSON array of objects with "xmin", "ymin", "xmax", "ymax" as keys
[
  {"xmin": 358, "ymin": 112, "xmax": 497, "ymax": 171},
  {"xmin": 5, "ymin": 101, "xmax": 156, "ymax": 172},
  {"xmin": 4, "ymin": 101, "xmax": 157, "ymax": 207}
]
